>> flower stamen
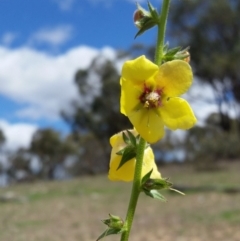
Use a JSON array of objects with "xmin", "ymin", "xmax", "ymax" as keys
[{"xmin": 139, "ymin": 85, "xmax": 163, "ymax": 109}]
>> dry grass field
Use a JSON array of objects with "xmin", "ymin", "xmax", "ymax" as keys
[{"xmin": 0, "ymin": 162, "xmax": 240, "ymax": 241}]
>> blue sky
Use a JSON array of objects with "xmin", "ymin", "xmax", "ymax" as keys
[
  {"xmin": 0, "ymin": 0, "xmax": 218, "ymax": 150},
  {"xmin": 0, "ymin": 0, "xmax": 161, "ymax": 149},
  {"xmin": 0, "ymin": 0, "xmax": 157, "ymax": 50}
]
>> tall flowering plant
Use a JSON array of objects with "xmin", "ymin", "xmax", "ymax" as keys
[{"xmin": 97, "ymin": 1, "xmax": 197, "ymax": 241}]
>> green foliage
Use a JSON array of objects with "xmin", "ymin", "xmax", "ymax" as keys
[
  {"xmin": 62, "ymin": 54, "xmax": 131, "ymax": 172},
  {"xmin": 162, "ymin": 44, "xmax": 189, "ymax": 62},
  {"xmin": 143, "ymin": 189, "xmax": 166, "ymax": 201},
  {"xmin": 134, "ymin": 2, "xmax": 159, "ymax": 38},
  {"xmin": 116, "ymin": 131, "xmax": 140, "ymax": 170},
  {"xmin": 97, "ymin": 214, "xmax": 124, "ymax": 241},
  {"xmin": 0, "ymin": 129, "xmax": 5, "ymax": 147},
  {"xmin": 185, "ymin": 113, "xmax": 240, "ymax": 169},
  {"xmin": 96, "ymin": 228, "xmax": 123, "ymax": 241},
  {"xmin": 169, "ymin": 0, "xmax": 240, "ymax": 133},
  {"xmin": 141, "ymin": 171, "xmax": 184, "ymax": 200},
  {"xmin": 29, "ymin": 128, "xmax": 77, "ymax": 179},
  {"xmin": 65, "ymin": 55, "xmax": 131, "ymax": 139}
]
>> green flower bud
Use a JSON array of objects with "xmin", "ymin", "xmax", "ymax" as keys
[{"xmin": 102, "ymin": 214, "xmax": 124, "ymax": 230}]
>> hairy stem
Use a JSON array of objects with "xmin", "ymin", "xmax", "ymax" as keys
[
  {"xmin": 120, "ymin": 137, "xmax": 146, "ymax": 241},
  {"xmin": 154, "ymin": 0, "xmax": 171, "ymax": 65}
]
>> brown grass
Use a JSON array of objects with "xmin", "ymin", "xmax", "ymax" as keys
[{"xmin": 0, "ymin": 162, "xmax": 240, "ymax": 241}]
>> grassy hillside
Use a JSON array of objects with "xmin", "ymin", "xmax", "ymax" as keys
[{"xmin": 0, "ymin": 162, "xmax": 240, "ymax": 241}]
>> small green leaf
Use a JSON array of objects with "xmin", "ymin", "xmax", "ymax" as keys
[
  {"xmin": 163, "ymin": 42, "xmax": 169, "ymax": 53},
  {"xmin": 166, "ymin": 46, "xmax": 182, "ymax": 56},
  {"xmin": 144, "ymin": 189, "xmax": 167, "ymax": 202},
  {"xmin": 141, "ymin": 169, "xmax": 153, "ymax": 186},
  {"xmin": 134, "ymin": 19, "xmax": 157, "ymax": 38},
  {"xmin": 126, "ymin": 130, "xmax": 137, "ymax": 146},
  {"xmin": 116, "ymin": 149, "xmax": 124, "ymax": 155},
  {"xmin": 108, "ymin": 213, "xmax": 121, "ymax": 221},
  {"xmin": 96, "ymin": 228, "xmax": 123, "ymax": 241},
  {"xmin": 153, "ymin": 178, "xmax": 172, "ymax": 189},
  {"xmin": 117, "ymin": 147, "xmax": 136, "ymax": 170},
  {"xmin": 142, "ymin": 178, "xmax": 172, "ymax": 191},
  {"xmin": 147, "ymin": 1, "xmax": 159, "ymax": 20},
  {"xmin": 122, "ymin": 132, "xmax": 130, "ymax": 145},
  {"xmin": 136, "ymin": 134, "xmax": 141, "ymax": 142},
  {"xmin": 136, "ymin": 3, "xmax": 150, "ymax": 17}
]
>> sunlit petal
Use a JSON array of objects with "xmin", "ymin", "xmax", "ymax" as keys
[
  {"xmin": 160, "ymin": 97, "xmax": 197, "ymax": 130},
  {"xmin": 122, "ymin": 55, "xmax": 159, "ymax": 85},
  {"xmin": 157, "ymin": 60, "xmax": 193, "ymax": 97},
  {"xmin": 128, "ymin": 109, "xmax": 165, "ymax": 143},
  {"xmin": 142, "ymin": 148, "xmax": 162, "ymax": 179},
  {"xmin": 108, "ymin": 130, "xmax": 161, "ymax": 182},
  {"xmin": 120, "ymin": 77, "xmax": 142, "ymax": 116}
]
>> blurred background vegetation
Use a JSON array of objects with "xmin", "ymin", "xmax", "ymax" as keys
[{"xmin": 0, "ymin": 0, "xmax": 240, "ymax": 185}]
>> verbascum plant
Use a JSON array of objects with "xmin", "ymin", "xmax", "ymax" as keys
[{"xmin": 97, "ymin": 1, "xmax": 197, "ymax": 241}]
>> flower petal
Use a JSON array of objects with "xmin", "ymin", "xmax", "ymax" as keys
[
  {"xmin": 157, "ymin": 60, "xmax": 193, "ymax": 97},
  {"xmin": 120, "ymin": 77, "xmax": 142, "ymax": 116},
  {"xmin": 142, "ymin": 148, "xmax": 161, "ymax": 179},
  {"xmin": 122, "ymin": 55, "xmax": 159, "ymax": 85},
  {"xmin": 108, "ymin": 130, "xmax": 161, "ymax": 182},
  {"xmin": 128, "ymin": 108, "xmax": 165, "ymax": 143},
  {"xmin": 108, "ymin": 154, "xmax": 136, "ymax": 181},
  {"xmin": 160, "ymin": 97, "xmax": 197, "ymax": 130}
]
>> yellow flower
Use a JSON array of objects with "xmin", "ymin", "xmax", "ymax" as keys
[
  {"xmin": 120, "ymin": 55, "xmax": 197, "ymax": 143},
  {"xmin": 108, "ymin": 130, "xmax": 161, "ymax": 182}
]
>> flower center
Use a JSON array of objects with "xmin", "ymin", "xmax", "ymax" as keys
[{"xmin": 139, "ymin": 85, "xmax": 163, "ymax": 109}]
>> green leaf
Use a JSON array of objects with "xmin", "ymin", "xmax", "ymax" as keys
[
  {"xmin": 144, "ymin": 189, "xmax": 167, "ymax": 202},
  {"xmin": 136, "ymin": 2, "xmax": 150, "ymax": 17},
  {"xmin": 163, "ymin": 42, "xmax": 169, "ymax": 53},
  {"xmin": 126, "ymin": 130, "xmax": 137, "ymax": 146},
  {"xmin": 141, "ymin": 169, "xmax": 153, "ymax": 186},
  {"xmin": 153, "ymin": 178, "xmax": 172, "ymax": 190},
  {"xmin": 96, "ymin": 228, "xmax": 123, "ymax": 241},
  {"xmin": 142, "ymin": 177, "xmax": 172, "ymax": 191},
  {"xmin": 134, "ymin": 18, "xmax": 157, "ymax": 39},
  {"xmin": 122, "ymin": 132, "xmax": 130, "ymax": 145},
  {"xmin": 117, "ymin": 147, "xmax": 136, "ymax": 170},
  {"xmin": 166, "ymin": 46, "xmax": 182, "ymax": 56},
  {"xmin": 116, "ymin": 147, "xmax": 125, "ymax": 155},
  {"xmin": 147, "ymin": 1, "xmax": 159, "ymax": 20}
]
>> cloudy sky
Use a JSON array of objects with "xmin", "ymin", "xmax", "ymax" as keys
[{"xmin": 0, "ymin": 0, "xmax": 217, "ymax": 150}]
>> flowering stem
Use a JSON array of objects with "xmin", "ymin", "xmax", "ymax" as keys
[
  {"xmin": 120, "ymin": 1, "xmax": 171, "ymax": 240},
  {"xmin": 120, "ymin": 137, "xmax": 146, "ymax": 241},
  {"xmin": 154, "ymin": 0, "xmax": 171, "ymax": 65}
]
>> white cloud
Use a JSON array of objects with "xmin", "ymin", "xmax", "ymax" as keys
[
  {"xmin": 28, "ymin": 25, "xmax": 73, "ymax": 47},
  {"xmin": 0, "ymin": 45, "xmax": 116, "ymax": 120},
  {"xmin": 1, "ymin": 32, "xmax": 18, "ymax": 46},
  {"xmin": 52, "ymin": 0, "xmax": 75, "ymax": 11},
  {"xmin": 183, "ymin": 78, "xmax": 218, "ymax": 125},
  {"xmin": 0, "ymin": 44, "xmax": 117, "ymax": 150},
  {"xmin": 0, "ymin": 119, "xmax": 37, "ymax": 150}
]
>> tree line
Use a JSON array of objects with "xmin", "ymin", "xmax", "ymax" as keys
[{"xmin": 0, "ymin": 0, "xmax": 239, "ymax": 184}]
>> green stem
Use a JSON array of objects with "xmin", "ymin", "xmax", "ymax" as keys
[
  {"xmin": 120, "ymin": 137, "xmax": 146, "ymax": 241},
  {"xmin": 120, "ymin": 1, "xmax": 171, "ymax": 240},
  {"xmin": 154, "ymin": 0, "xmax": 171, "ymax": 65}
]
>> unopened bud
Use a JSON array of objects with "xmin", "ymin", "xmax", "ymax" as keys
[
  {"xmin": 102, "ymin": 214, "xmax": 124, "ymax": 230},
  {"xmin": 133, "ymin": 10, "xmax": 145, "ymax": 29},
  {"xmin": 183, "ymin": 51, "xmax": 190, "ymax": 63},
  {"xmin": 142, "ymin": 178, "xmax": 172, "ymax": 191}
]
